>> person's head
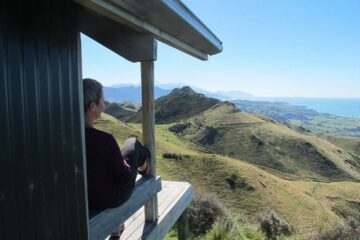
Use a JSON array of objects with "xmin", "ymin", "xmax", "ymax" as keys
[{"xmin": 83, "ymin": 78, "xmax": 105, "ymax": 121}]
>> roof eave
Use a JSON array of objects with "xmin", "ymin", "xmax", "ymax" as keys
[
  {"xmin": 161, "ymin": 0, "xmax": 223, "ymax": 54},
  {"xmin": 74, "ymin": 0, "xmax": 222, "ymax": 60}
]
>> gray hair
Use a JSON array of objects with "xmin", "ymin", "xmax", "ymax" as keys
[{"xmin": 83, "ymin": 78, "xmax": 103, "ymax": 112}]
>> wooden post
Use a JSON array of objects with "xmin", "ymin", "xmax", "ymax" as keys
[
  {"xmin": 178, "ymin": 208, "xmax": 190, "ymax": 240},
  {"xmin": 141, "ymin": 61, "xmax": 158, "ymax": 222}
]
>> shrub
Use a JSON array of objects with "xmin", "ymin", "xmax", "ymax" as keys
[
  {"xmin": 188, "ymin": 192, "xmax": 227, "ymax": 236},
  {"xmin": 316, "ymin": 217, "xmax": 360, "ymax": 240},
  {"xmin": 205, "ymin": 219, "xmax": 266, "ymax": 240},
  {"xmin": 162, "ymin": 152, "xmax": 190, "ymax": 160},
  {"xmin": 168, "ymin": 123, "xmax": 190, "ymax": 133},
  {"xmin": 258, "ymin": 210, "xmax": 291, "ymax": 240},
  {"xmin": 225, "ymin": 173, "xmax": 255, "ymax": 191},
  {"xmin": 205, "ymin": 220, "xmax": 232, "ymax": 240}
]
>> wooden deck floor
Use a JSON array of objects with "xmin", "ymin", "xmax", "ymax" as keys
[{"xmin": 105, "ymin": 181, "xmax": 192, "ymax": 240}]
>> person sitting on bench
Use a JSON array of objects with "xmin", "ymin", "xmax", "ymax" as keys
[{"xmin": 83, "ymin": 78, "xmax": 150, "ymax": 238}]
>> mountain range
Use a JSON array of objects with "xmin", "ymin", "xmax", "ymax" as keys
[{"xmin": 104, "ymin": 83, "xmax": 253, "ymax": 103}]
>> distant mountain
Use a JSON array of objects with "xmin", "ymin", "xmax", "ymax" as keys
[
  {"xmin": 156, "ymin": 82, "xmax": 185, "ymax": 90},
  {"xmin": 157, "ymin": 83, "xmax": 253, "ymax": 100},
  {"xmin": 109, "ymin": 83, "xmax": 139, "ymax": 88},
  {"xmin": 190, "ymin": 87, "xmax": 231, "ymax": 100},
  {"xmin": 104, "ymin": 83, "xmax": 253, "ymax": 102},
  {"xmin": 103, "ymin": 86, "xmax": 171, "ymax": 103},
  {"xmin": 216, "ymin": 90, "xmax": 253, "ymax": 99}
]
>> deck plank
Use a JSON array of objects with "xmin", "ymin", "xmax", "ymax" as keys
[
  {"xmin": 120, "ymin": 181, "xmax": 187, "ymax": 240},
  {"xmin": 113, "ymin": 181, "xmax": 193, "ymax": 240},
  {"xmin": 118, "ymin": 182, "xmax": 185, "ymax": 239}
]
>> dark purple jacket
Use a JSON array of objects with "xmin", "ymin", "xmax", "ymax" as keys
[{"xmin": 85, "ymin": 127, "xmax": 135, "ymax": 210}]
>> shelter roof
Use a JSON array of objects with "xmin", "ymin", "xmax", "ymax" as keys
[{"xmin": 75, "ymin": 0, "xmax": 222, "ymax": 60}]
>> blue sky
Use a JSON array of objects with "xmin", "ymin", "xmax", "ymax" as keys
[{"xmin": 81, "ymin": 0, "xmax": 360, "ymax": 98}]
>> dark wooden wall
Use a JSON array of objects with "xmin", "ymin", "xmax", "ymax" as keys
[{"xmin": 0, "ymin": 1, "xmax": 88, "ymax": 239}]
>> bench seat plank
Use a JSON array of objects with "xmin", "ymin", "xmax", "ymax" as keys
[
  {"xmin": 109, "ymin": 180, "xmax": 193, "ymax": 240},
  {"xmin": 89, "ymin": 176, "xmax": 162, "ymax": 240},
  {"xmin": 120, "ymin": 181, "xmax": 187, "ymax": 239}
]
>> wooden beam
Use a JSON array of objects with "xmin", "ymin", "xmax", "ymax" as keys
[
  {"xmin": 76, "ymin": 4, "xmax": 157, "ymax": 62},
  {"xmin": 178, "ymin": 208, "xmax": 190, "ymax": 240},
  {"xmin": 141, "ymin": 61, "xmax": 159, "ymax": 222}
]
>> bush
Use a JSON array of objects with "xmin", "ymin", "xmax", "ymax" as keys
[
  {"xmin": 316, "ymin": 217, "xmax": 360, "ymax": 240},
  {"xmin": 168, "ymin": 123, "xmax": 190, "ymax": 133},
  {"xmin": 258, "ymin": 210, "xmax": 291, "ymax": 240},
  {"xmin": 205, "ymin": 219, "xmax": 266, "ymax": 240},
  {"xmin": 188, "ymin": 192, "xmax": 227, "ymax": 236},
  {"xmin": 205, "ymin": 220, "xmax": 232, "ymax": 240},
  {"xmin": 225, "ymin": 173, "xmax": 255, "ymax": 191},
  {"xmin": 162, "ymin": 152, "xmax": 190, "ymax": 160}
]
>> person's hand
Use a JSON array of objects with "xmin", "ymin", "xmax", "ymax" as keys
[{"xmin": 137, "ymin": 161, "xmax": 147, "ymax": 173}]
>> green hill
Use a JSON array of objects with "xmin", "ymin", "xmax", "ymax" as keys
[
  {"xmin": 94, "ymin": 113, "xmax": 360, "ymax": 239},
  {"xmin": 154, "ymin": 86, "xmax": 220, "ymax": 123},
  {"xmin": 104, "ymin": 101, "xmax": 138, "ymax": 122},
  {"xmin": 106, "ymin": 86, "xmax": 221, "ymax": 124},
  {"xmin": 318, "ymin": 134, "xmax": 360, "ymax": 156},
  {"xmin": 168, "ymin": 101, "xmax": 360, "ymax": 182}
]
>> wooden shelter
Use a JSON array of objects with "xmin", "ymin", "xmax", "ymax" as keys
[{"xmin": 0, "ymin": 1, "xmax": 222, "ymax": 239}]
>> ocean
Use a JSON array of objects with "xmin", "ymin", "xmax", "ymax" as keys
[{"xmin": 242, "ymin": 97, "xmax": 360, "ymax": 119}]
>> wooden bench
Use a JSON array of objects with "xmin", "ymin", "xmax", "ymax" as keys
[
  {"xmin": 118, "ymin": 180, "xmax": 192, "ymax": 240},
  {"xmin": 89, "ymin": 177, "xmax": 193, "ymax": 240}
]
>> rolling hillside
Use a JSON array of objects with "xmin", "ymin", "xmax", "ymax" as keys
[
  {"xmin": 98, "ymin": 87, "xmax": 360, "ymax": 239},
  {"xmin": 94, "ymin": 113, "xmax": 360, "ymax": 239},
  {"xmin": 145, "ymin": 87, "xmax": 360, "ymax": 181},
  {"xmin": 104, "ymin": 101, "xmax": 138, "ymax": 122},
  {"xmin": 173, "ymin": 102, "xmax": 360, "ymax": 181}
]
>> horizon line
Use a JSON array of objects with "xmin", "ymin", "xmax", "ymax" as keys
[{"xmin": 103, "ymin": 83, "xmax": 360, "ymax": 99}]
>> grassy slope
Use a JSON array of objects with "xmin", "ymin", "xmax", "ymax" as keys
[
  {"xmin": 179, "ymin": 103, "xmax": 360, "ymax": 181},
  {"xmin": 318, "ymin": 134, "xmax": 360, "ymax": 156},
  {"xmin": 95, "ymin": 114, "xmax": 360, "ymax": 239}
]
